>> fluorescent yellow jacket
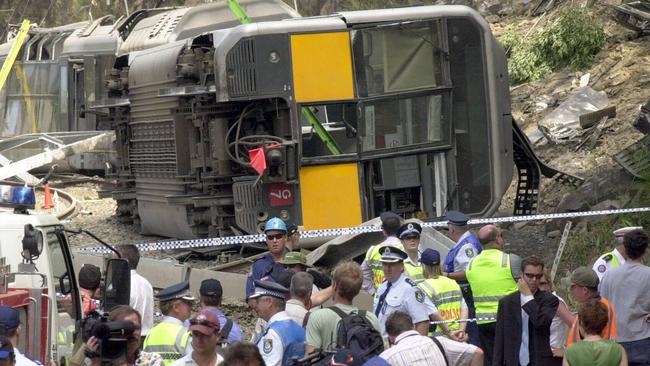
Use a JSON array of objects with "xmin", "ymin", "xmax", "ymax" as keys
[
  {"xmin": 465, "ymin": 249, "xmax": 518, "ymax": 324},
  {"xmin": 143, "ymin": 318, "xmax": 190, "ymax": 365}
]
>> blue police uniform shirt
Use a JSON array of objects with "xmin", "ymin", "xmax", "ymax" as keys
[
  {"xmin": 204, "ymin": 306, "xmax": 244, "ymax": 344},
  {"xmin": 373, "ymin": 272, "xmax": 436, "ymax": 337},
  {"xmin": 246, "ymin": 253, "xmax": 287, "ymax": 298},
  {"xmin": 443, "ymin": 231, "xmax": 482, "ymax": 273}
]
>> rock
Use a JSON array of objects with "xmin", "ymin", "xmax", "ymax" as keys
[
  {"xmin": 591, "ymin": 200, "xmax": 622, "ymax": 211},
  {"xmin": 547, "ymin": 230, "xmax": 562, "ymax": 238}
]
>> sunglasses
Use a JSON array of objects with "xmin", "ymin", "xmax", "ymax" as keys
[
  {"xmin": 402, "ymin": 235, "xmax": 420, "ymax": 240},
  {"xmin": 524, "ymin": 273, "xmax": 543, "ymax": 280},
  {"xmin": 266, "ymin": 233, "xmax": 286, "ymax": 241}
]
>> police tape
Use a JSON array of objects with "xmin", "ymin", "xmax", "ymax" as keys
[
  {"xmin": 77, "ymin": 206, "xmax": 650, "ymax": 254},
  {"xmin": 429, "ymin": 317, "xmax": 496, "ymax": 325}
]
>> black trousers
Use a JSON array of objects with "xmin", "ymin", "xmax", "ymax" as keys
[
  {"xmin": 477, "ymin": 322, "xmax": 496, "ymax": 366},
  {"xmin": 460, "ymin": 284, "xmax": 481, "ymax": 348}
]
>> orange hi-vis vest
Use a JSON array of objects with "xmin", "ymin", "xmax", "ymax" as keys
[{"xmin": 566, "ymin": 297, "xmax": 617, "ymax": 346}]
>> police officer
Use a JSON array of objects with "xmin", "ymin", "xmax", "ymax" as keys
[
  {"xmin": 418, "ymin": 249, "xmax": 468, "ymax": 339},
  {"xmin": 245, "ymin": 218, "xmax": 289, "ymax": 300},
  {"xmin": 592, "ymin": 226, "xmax": 641, "ymax": 281},
  {"xmin": 0, "ymin": 305, "xmax": 41, "ymax": 366},
  {"xmin": 465, "ymin": 224, "xmax": 519, "ymax": 366},
  {"xmin": 373, "ymin": 246, "xmax": 438, "ymax": 338},
  {"xmin": 442, "ymin": 211, "xmax": 482, "ymax": 346},
  {"xmin": 144, "ymin": 281, "xmax": 196, "ymax": 365},
  {"xmin": 250, "ymin": 280, "xmax": 305, "ymax": 366},
  {"xmin": 397, "ymin": 222, "xmax": 424, "ymax": 284},
  {"xmin": 361, "ymin": 212, "xmax": 404, "ymax": 296}
]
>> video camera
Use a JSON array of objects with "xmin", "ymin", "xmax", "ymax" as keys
[{"xmin": 82, "ymin": 311, "xmax": 136, "ymax": 362}]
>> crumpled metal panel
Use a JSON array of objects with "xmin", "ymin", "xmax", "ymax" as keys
[{"xmin": 119, "ymin": 0, "xmax": 299, "ymax": 56}]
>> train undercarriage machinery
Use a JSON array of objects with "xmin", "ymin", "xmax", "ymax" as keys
[{"xmin": 0, "ymin": 2, "xmax": 581, "ymax": 239}]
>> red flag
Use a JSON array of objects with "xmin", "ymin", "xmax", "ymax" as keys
[{"xmin": 248, "ymin": 147, "xmax": 266, "ymax": 176}]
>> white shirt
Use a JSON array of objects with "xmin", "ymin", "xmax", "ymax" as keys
[
  {"xmin": 592, "ymin": 247, "xmax": 626, "ymax": 281},
  {"xmin": 168, "ymin": 352, "xmax": 224, "ymax": 366},
  {"xmin": 453, "ymin": 231, "xmax": 478, "ymax": 271},
  {"xmin": 256, "ymin": 311, "xmax": 293, "ymax": 366},
  {"xmin": 374, "ymin": 273, "xmax": 436, "ymax": 336},
  {"xmin": 14, "ymin": 348, "xmax": 39, "ymax": 366},
  {"xmin": 130, "ymin": 270, "xmax": 154, "ymax": 335},
  {"xmin": 380, "ymin": 330, "xmax": 446, "ymax": 366},
  {"xmin": 285, "ymin": 299, "xmax": 308, "ymax": 326},
  {"xmin": 519, "ymin": 294, "xmax": 534, "ymax": 366},
  {"xmin": 549, "ymin": 292, "xmax": 569, "ymax": 349}
]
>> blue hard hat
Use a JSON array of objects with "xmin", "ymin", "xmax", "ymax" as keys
[{"xmin": 264, "ymin": 217, "xmax": 287, "ymax": 233}]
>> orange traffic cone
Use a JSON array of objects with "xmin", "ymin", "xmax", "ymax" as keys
[{"xmin": 41, "ymin": 184, "xmax": 53, "ymax": 209}]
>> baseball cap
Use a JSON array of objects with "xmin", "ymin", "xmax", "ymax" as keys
[
  {"xmin": 199, "ymin": 279, "xmax": 223, "ymax": 297},
  {"xmin": 279, "ymin": 252, "xmax": 311, "ymax": 267},
  {"xmin": 189, "ymin": 309, "xmax": 220, "ymax": 335},
  {"xmin": 0, "ymin": 306, "xmax": 20, "ymax": 330},
  {"xmin": 420, "ymin": 249, "xmax": 441, "ymax": 266},
  {"xmin": 561, "ymin": 267, "xmax": 599, "ymax": 288},
  {"xmin": 78, "ymin": 264, "xmax": 101, "ymax": 290}
]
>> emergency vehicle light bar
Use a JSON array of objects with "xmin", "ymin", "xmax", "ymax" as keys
[{"xmin": 0, "ymin": 185, "xmax": 35, "ymax": 210}]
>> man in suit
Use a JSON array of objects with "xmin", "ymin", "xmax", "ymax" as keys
[{"xmin": 493, "ymin": 256, "xmax": 559, "ymax": 366}]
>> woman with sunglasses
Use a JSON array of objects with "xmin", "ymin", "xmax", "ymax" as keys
[{"xmin": 539, "ymin": 270, "xmax": 574, "ymax": 360}]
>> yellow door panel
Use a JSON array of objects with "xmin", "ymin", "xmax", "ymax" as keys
[
  {"xmin": 300, "ymin": 163, "xmax": 362, "ymax": 230},
  {"xmin": 290, "ymin": 32, "xmax": 354, "ymax": 103}
]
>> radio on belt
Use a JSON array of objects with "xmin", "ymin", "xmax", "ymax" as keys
[{"xmin": 0, "ymin": 185, "xmax": 36, "ymax": 212}]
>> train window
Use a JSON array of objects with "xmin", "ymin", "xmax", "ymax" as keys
[
  {"xmin": 301, "ymin": 103, "xmax": 358, "ymax": 158},
  {"xmin": 359, "ymin": 92, "xmax": 450, "ymax": 153},
  {"xmin": 447, "ymin": 18, "xmax": 492, "ymax": 213},
  {"xmin": 3, "ymin": 63, "xmax": 62, "ymax": 135},
  {"xmin": 352, "ymin": 20, "xmax": 443, "ymax": 97}
]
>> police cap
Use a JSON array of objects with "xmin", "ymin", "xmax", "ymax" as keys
[
  {"xmin": 378, "ymin": 246, "xmax": 408, "ymax": 263},
  {"xmin": 398, "ymin": 222, "xmax": 422, "ymax": 239},
  {"xmin": 445, "ymin": 211, "xmax": 470, "ymax": 226},
  {"xmin": 420, "ymin": 249, "xmax": 441, "ymax": 266},
  {"xmin": 613, "ymin": 226, "xmax": 643, "ymax": 243},
  {"xmin": 249, "ymin": 280, "xmax": 289, "ymax": 300},
  {"xmin": 157, "ymin": 281, "xmax": 196, "ymax": 302}
]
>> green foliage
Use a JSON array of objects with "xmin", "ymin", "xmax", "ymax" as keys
[{"xmin": 499, "ymin": 7, "xmax": 606, "ymax": 84}]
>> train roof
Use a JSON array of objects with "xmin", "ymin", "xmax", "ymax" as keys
[{"xmin": 118, "ymin": 0, "xmax": 299, "ymax": 55}]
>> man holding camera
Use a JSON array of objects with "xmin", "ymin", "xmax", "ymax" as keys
[
  {"xmin": 144, "ymin": 282, "xmax": 196, "ymax": 365},
  {"xmin": 0, "ymin": 305, "xmax": 40, "ymax": 366},
  {"xmin": 170, "ymin": 310, "xmax": 224, "ymax": 366}
]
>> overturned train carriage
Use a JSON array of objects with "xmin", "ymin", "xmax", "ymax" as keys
[{"xmin": 98, "ymin": 5, "xmax": 517, "ymax": 239}]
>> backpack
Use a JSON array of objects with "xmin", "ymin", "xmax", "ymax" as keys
[{"xmin": 328, "ymin": 306, "xmax": 384, "ymax": 361}]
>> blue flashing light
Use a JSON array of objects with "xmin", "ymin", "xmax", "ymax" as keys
[{"xmin": 0, "ymin": 185, "xmax": 36, "ymax": 210}]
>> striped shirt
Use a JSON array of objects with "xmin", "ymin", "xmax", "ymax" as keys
[{"xmin": 380, "ymin": 330, "xmax": 446, "ymax": 366}]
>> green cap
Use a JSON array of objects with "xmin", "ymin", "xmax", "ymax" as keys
[
  {"xmin": 279, "ymin": 252, "xmax": 311, "ymax": 267},
  {"xmin": 561, "ymin": 266, "xmax": 599, "ymax": 289}
]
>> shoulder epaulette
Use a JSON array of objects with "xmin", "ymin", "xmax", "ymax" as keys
[{"xmin": 405, "ymin": 278, "xmax": 417, "ymax": 287}]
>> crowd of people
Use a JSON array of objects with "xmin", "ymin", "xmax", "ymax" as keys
[{"xmin": 0, "ymin": 212, "xmax": 646, "ymax": 366}]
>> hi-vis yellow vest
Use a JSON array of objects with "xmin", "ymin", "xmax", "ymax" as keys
[
  {"xmin": 143, "ymin": 320, "xmax": 190, "ymax": 365},
  {"xmin": 404, "ymin": 260, "xmax": 425, "ymax": 284},
  {"xmin": 365, "ymin": 242, "xmax": 404, "ymax": 289},
  {"xmin": 419, "ymin": 276, "xmax": 463, "ymax": 330},
  {"xmin": 465, "ymin": 249, "xmax": 518, "ymax": 324}
]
